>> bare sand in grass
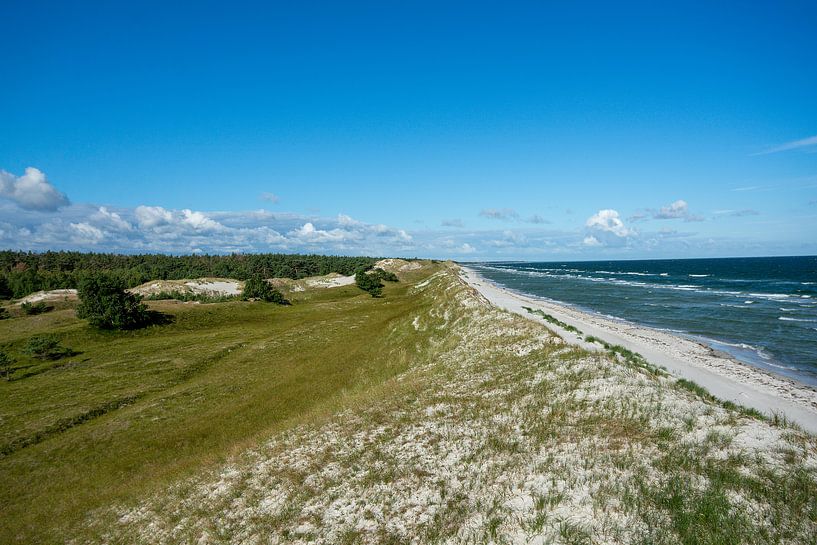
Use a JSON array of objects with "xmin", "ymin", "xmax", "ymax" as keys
[{"xmin": 461, "ymin": 266, "xmax": 817, "ymax": 434}]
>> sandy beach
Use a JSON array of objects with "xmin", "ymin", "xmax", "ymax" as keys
[{"xmin": 461, "ymin": 265, "xmax": 817, "ymax": 434}]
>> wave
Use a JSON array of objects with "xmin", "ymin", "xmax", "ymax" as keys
[
  {"xmin": 779, "ymin": 316, "xmax": 817, "ymax": 323},
  {"xmin": 689, "ymin": 274, "xmax": 710, "ymax": 277}
]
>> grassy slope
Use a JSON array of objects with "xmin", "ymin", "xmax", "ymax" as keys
[
  {"xmin": 2, "ymin": 262, "xmax": 816, "ymax": 544},
  {"xmin": 0, "ymin": 264, "xmax": 437, "ymax": 543}
]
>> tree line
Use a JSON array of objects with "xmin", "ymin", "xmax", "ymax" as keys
[{"xmin": 0, "ymin": 251, "xmax": 378, "ymax": 299}]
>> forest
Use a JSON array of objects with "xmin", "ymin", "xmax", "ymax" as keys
[{"xmin": 0, "ymin": 251, "xmax": 378, "ymax": 299}]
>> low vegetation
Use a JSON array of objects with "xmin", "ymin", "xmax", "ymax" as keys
[
  {"xmin": 76, "ymin": 274, "xmax": 153, "ymax": 330},
  {"xmin": 523, "ymin": 305, "xmax": 583, "ymax": 335},
  {"xmin": 355, "ymin": 267, "xmax": 400, "ymax": 297},
  {"xmin": 242, "ymin": 275, "xmax": 288, "ymax": 304},
  {"xmin": 21, "ymin": 301, "xmax": 51, "ymax": 315},
  {"xmin": 355, "ymin": 269, "xmax": 385, "ymax": 297},
  {"xmin": 141, "ymin": 290, "xmax": 237, "ymax": 303},
  {"xmin": 0, "ymin": 251, "xmax": 377, "ymax": 299},
  {"xmin": 22, "ymin": 335, "xmax": 74, "ymax": 361},
  {"xmin": 0, "ymin": 261, "xmax": 814, "ymax": 544}
]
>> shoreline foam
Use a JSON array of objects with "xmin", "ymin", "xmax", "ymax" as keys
[{"xmin": 460, "ymin": 265, "xmax": 817, "ymax": 434}]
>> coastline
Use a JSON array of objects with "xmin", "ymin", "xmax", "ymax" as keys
[{"xmin": 460, "ymin": 265, "xmax": 817, "ymax": 434}]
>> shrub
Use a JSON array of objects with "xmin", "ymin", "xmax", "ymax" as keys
[
  {"xmin": 355, "ymin": 270, "xmax": 384, "ymax": 297},
  {"xmin": 0, "ymin": 351, "xmax": 13, "ymax": 380},
  {"xmin": 0, "ymin": 307, "xmax": 9, "ymax": 320},
  {"xmin": 21, "ymin": 301, "xmax": 51, "ymax": 315},
  {"xmin": 76, "ymin": 273, "xmax": 151, "ymax": 330},
  {"xmin": 372, "ymin": 268, "xmax": 399, "ymax": 282},
  {"xmin": 23, "ymin": 335, "xmax": 72, "ymax": 360},
  {"xmin": 242, "ymin": 275, "xmax": 288, "ymax": 304}
]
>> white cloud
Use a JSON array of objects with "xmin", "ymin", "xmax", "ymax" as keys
[
  {"xmin": 441, "ymin": 218, "xmax": 464, "ymax": 228},
  {"xmin": 259, "ymin": 192, "xmax": 280, "ymax": 203},
  {"xmin": 754, "ymin": 134, "xmax": 817, "ymax": 155},
  {"xmin": 337, "ymin": 214, "xmax": 363, "ymax": 227},
  {"xmin": 654, "ymin": 200, "xmax": 688, "ymax": 219},
  {"xmin": 181, "ymin": 209, "xmax": 223, "ymax": 231},
  {"xmin": 92, "ymin": 206, "xmax": 133, "ymax": 231},
  {"xmin": 288, "ymin": 222, "xmax": 357, "ymax": 243},
  {"xmin": 70, "ymin": 222, "xmax": 104, "ymax": 244},
  {"xmin": 135, "ymin": 205, "xmax": 174, "ymax": 229},
  {"xmin": 0, "ymin": 167, "xmax": 70, "ymax": 211},
  {"xmin": 585, "ymin": 209, "xmax": 635, "ymax": 246},
  {"xmin": 460, "ymin": 243, "xmax": 476, "ymax": 254},
  {"xmin": 657, "ymin": 200, "xmax": 688, "ymax": 219}
]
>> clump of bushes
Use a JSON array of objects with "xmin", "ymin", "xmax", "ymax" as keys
[
  {"xmin": 0, "ymin": 352, "xmax": 13, "ymax": 380},
  {"xmin": 372, "ymin": 268, "xmax": 399, "ymax": 282},
  {"xmin": 76, "ymin": 274, "xmax": 151, "ymax": 330},
  {"xmin": 23, "ymin": 335, "xmax": 73, "ymax": 360},
  {"xmin": 355, "ymin": 270, "xmax": 384, "ymax": 297},
  {"xmin": 242, "ymin": 275, "xmax": 288, "ymax": 304},
  {"xmin": 21, "ymin": 301, "xmax": 51, "ymax": 315}
]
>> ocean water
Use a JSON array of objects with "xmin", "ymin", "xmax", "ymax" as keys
[{"xmin": 469, "ymin": 256, "xmax": 817, "ymax": 387}]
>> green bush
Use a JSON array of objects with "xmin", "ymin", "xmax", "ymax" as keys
[
  {"xmin": 23, "ymin": 335, "xmax": 72, "ymax": 360},
  {"xmin": 372, "ymin": 268, "xmax": 399, "ymax": 282},
  {"xmin": 355, "ymin": 270, "xmax": 384, "ymax": 297},
  {"xmin": 0, "ymin": 351, "xmax": 13, "ymax": 380},
  {"xmin": 242, "ymin": 275, "xmax": 288, "ymax": 304},
  {"xmin": 76, "ymin": 274, "xmax": 151, "ymax": 330},
  {"xmin": 21, "ymin": 301, "xmax": 51, "ymax": 315}
]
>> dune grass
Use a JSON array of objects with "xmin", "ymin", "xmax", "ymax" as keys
[
  {"xmin": 0, "ymin": 263, "xmax": 437, "ymax": 543},
  {"xmin": 1, "ymin": 262, "xmax": 816, "ymax": 544}
]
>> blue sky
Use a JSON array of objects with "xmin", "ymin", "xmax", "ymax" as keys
[{"xmin": 2, "ymin": 1, "xmax": 816, "ymax": 260}]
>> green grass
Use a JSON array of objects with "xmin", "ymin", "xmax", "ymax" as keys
[
  {"xmin": 522, "ymin": 306, "xmax": 583, "ymax": 335},
  {"xmin": 0, "ymin": 263, "xmax": 440, "ymax": 543}
]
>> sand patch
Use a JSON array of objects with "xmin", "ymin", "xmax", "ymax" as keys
[
  {"xmin": 130, "ymin": 278, "xmax": 243, "ymax": 298},
  {"xmin": 16, "ymin": 289, "xmax": 78, "ymax": 305}
]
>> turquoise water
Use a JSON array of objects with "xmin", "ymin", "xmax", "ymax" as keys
[{"xmin": 469, "ymin": 256, "xmax": 817, "ymax": 387}]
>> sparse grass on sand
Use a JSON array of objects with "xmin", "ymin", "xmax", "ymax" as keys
[{"xmin": 1, "ymin": 262, "xmax": 815, "ymax": 544}]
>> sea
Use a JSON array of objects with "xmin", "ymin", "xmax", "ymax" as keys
[{"xmin": 468, "ymin": 256, "xmax": 817, "ymax": 388}]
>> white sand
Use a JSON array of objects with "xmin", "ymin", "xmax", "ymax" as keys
[
  {"xmin": 461, "ymin": 266, "xmax": 817, "ymax": 434},
  {"xmin": 184, "ymin": 279, "xmax": 243, "ymax": 296},
  {"xmin": 304, "ymin": 273, "xmax": 355, "ymax": 288},
  {"xmin": 16, "ymin": 288, "xmax": 78, "ymax": 305},
  {"xmin": 375, "ymin": 258, "xmax": 422, "ymax": 272},
  {"xmin": 130, "ymin": 278, "xmax": 243, "ymax": 297}
]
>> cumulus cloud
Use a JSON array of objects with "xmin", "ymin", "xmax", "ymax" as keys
[
  {"xmin": 70, "ymin": 222, "xmax": 104, "ymax": 244},
  {"xmin": 585, "ymin": 209, "xmax": 634, "ymax": 246},
  {"xmin": 259, "ymin": 192, "xmax": 280, "ymax": 203},
  {"xmin": 181, "ymin": 209, "xmax": 223, "ymax": 231},
  {"xmin": 0, "ymin": 167, "xmax": 70, "ymax": 211},
  {"xmin": 479, "ymin": 208, "xmax": 519, "ymax": 221},
  {"xmin": 459, "ymin": 243, "xmax": 476, "ymax": 254},
  {"xmin": 135, "ymin": 205, "xmax": 174, "ymax": 229},
  {"xmin": 92, "ymin": 206, "xmax": 133, "ymax": 231},
  {"xmin": 441, "ymin": 218, "xmax": 464, "ymax": 228},
  {"xmin": 288, "ymin": 222, "xmax": 357, "ymax": 243}
]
